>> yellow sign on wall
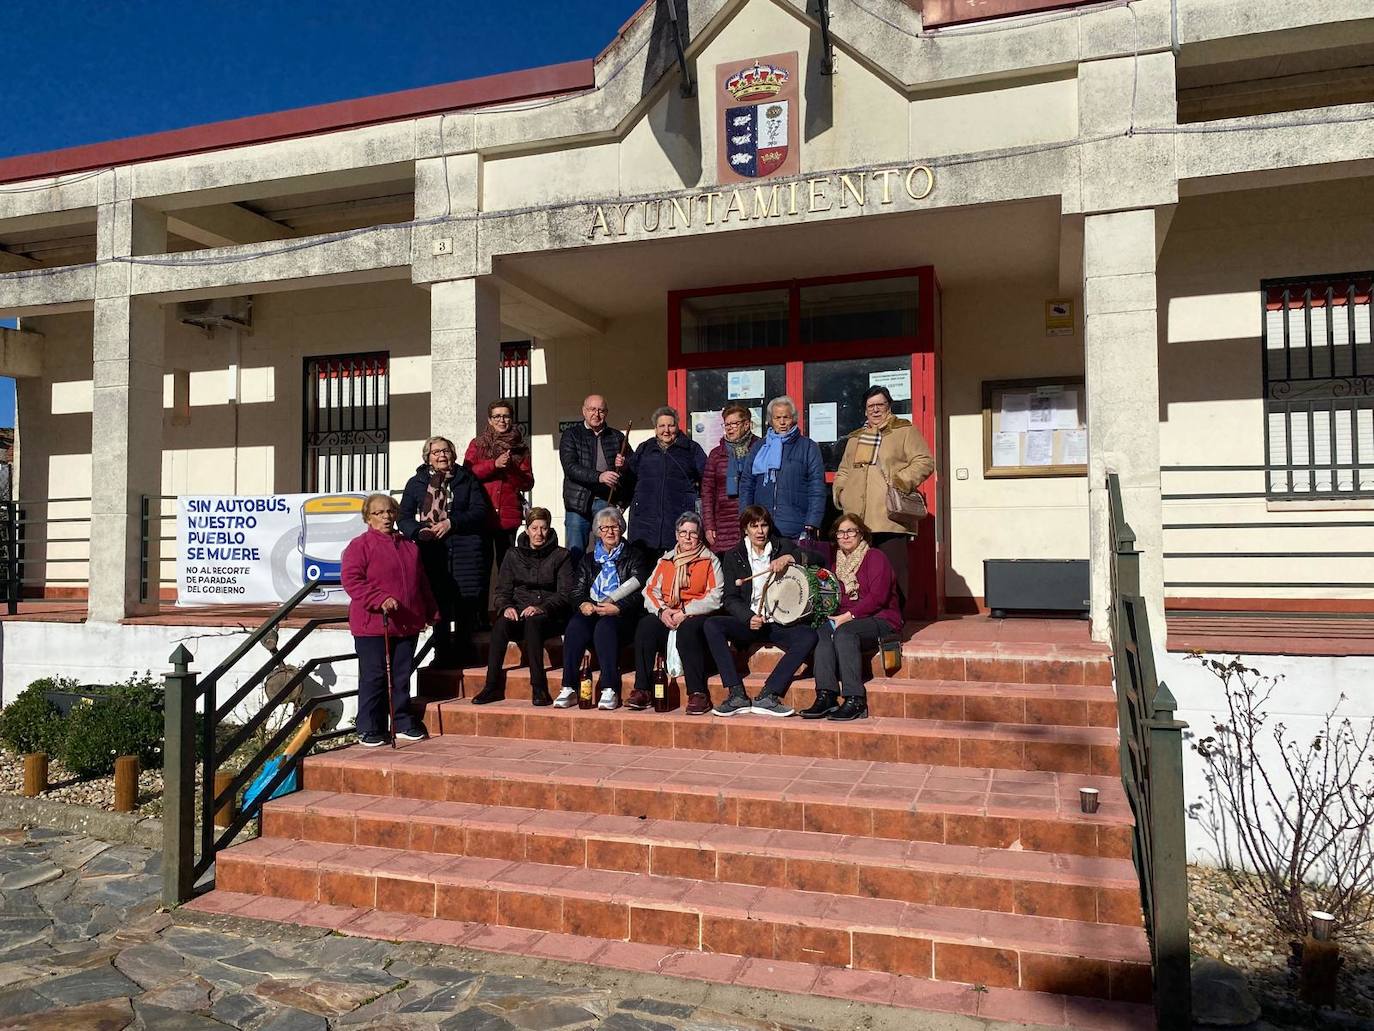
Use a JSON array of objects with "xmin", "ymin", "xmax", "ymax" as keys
[{"xmin": 1045, "ymin": 299, "xmax": 1074, "ymax": 337}]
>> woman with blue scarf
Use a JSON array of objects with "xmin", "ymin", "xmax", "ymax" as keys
[
  {"xmin": 701, "ymin": 403, "xmax": 757, "ymax": 553},
  {"xmin": 555, "ymin": 506, "xmax": 653, "ymax": 709},
  {"xmin": 739, "ymin": 395, "xmax": 827, "ymax": 540}
]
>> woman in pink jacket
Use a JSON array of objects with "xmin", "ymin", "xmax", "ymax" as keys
[{"xmin": 341, "ymin": 493, "xmax": 439, "ymax": 747}]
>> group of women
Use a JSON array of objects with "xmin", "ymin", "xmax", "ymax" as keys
[{"xmin": 340, "ymin": 387, "xmax": 933, "ymax": 745}]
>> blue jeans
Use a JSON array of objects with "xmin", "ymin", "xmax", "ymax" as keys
[{"xmin": 565, "ymin": 498, "xmax": 608, "ymax": 562}]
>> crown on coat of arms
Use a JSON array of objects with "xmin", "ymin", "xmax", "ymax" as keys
[{"xmin": 725, "ymin": 61, "xmax": 788, "ymax": 101}]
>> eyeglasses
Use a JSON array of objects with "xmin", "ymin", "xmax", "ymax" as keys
[
  {"xmin": 490, "ymin": 413, "xmax": 512, "ymax": 421},
  {"xmin": 367, "ymin": 508, "xmax": 395, "ymax": 518},
  {"xmin": 723, "ymin": 419, "xmax": 749, "ymax": 429},
  {"xmin": 836, "ymin": 528, "xmax": 860, "ymax": 537},
  {"xmin": 865, "ymin": 402, "xmax": 890, "ymax": 411},
  {"xmin": 584, "ymin": 406, "xmax": 606, "ymax": 414},
  {"xmin": 676, "ymin": 529, "xmax": 701, "ymax": 538},
  {"xmin": 597, "ymin": 525, "xmax": 620, "ymax": 533},
  {"xmin": 428, "ymin": 447, "xmax": 454, "ymax": 457}
]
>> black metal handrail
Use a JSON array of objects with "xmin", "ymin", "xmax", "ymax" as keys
[
  {"xmin": 0, "ymin": 497, "xmax": 93, "ymax": 613},
  {"xmin": 1107, "ymin": 473, "xmax": 1191, "ymax": 1031}
]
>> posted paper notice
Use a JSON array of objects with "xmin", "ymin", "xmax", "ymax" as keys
[
  {"xmin": 992, "ymin": 431, "xmax": 1021, "ymax": 467},
  {"xmin": 1000, "ymin": 393, "xmax": 1030, "ymax": 433},
  {"xmin": 1053, "ymin": 390, "xmax": 1080, "ymax": 429},
  {"xmin": 691, "ymin": 410, "xmax": 725, "ymax": 453},
  {"xmin": 1025, "ymin": 429, "xmax": 1054, "ymax": 465},
  {"xmin": 727, "ymin": 369, "xmax": 765, "ymax": 400},
  {"xmin": 1028, "ymin": 395, "xmax": 1055, "ymax": 429},
  {"xmin": 809, "ymin": 402, "xmax": 839, "ymax": 443},
  {"xmin": 869, "ymin": 369, "xmax": 911, "ymax": 402},
  {"xmin": 1061, "ymin": 428, "xmax": 1088, "ymax": 465}
]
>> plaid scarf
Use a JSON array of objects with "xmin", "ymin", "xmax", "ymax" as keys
[
  {"xmin": 853, "ymin": 428, "xmax": 883, "ymax": 467},
  {"xmin": 590, "ymin": 540, "xmax": 624, "ymax": 602},
  {"xmin": 835, "ymin": 540, "xmax": 870, "ymax": 600},
  {"xmin": 669, "ymin": 543, "xmax": 704, "ymax": 607}
]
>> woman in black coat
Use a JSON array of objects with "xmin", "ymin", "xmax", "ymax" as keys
[
  {"xmin": 556, "ymin": 505, "xmax": 653, "ymax": 709},
  {"xmin": 398, "ymin": 435, "xmax": 489, "ymax": 667},
  {"xmin": 473, "ymin": 508, "xmax": 573, "ymax": 707},
  {"xmin": 626, "ymin": 406, "xmax": 707, "ymax": 553}
]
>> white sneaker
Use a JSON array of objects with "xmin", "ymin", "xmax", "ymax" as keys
[
  {"xmin": 553, "ymin": 686, "xmax": 577, "ymax": 708},
  {"xmin": 597, "ymin": 688, "xmax": 619, "ymax": 710}
]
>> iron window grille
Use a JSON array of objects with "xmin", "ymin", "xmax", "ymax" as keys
[
  {"xmin": 1262, "ymin": 273, "xmax": 1374, "ymax": 499},
  {"xmin": 302, "ymin": 352, "xmax": 390, "ymax": 493},
  {"xmin": 501, "ymin": 342, "xmax": 533, "ymax": 440}
]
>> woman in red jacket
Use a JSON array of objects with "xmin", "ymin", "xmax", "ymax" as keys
[
  {"xmin": 341, "ymin": 494, "xmax": 439, "ymax": 747},
  {"xmin": 465, "ymin": 399, "xmax": 535, "ymax": 573}
]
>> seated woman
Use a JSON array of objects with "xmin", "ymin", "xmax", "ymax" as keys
[
  {"xmin": 631, "ymin": 512, "xmax": 723, "ymax": 714},
  {"xmin": 472, "ymin": 508, "xmax": 574, "ymax": 707},
  {"xmin": 556, "ymin": 506, "xmax": 653, "ymax": 710},
  {"xmin": 802, "ymin": 513, "xmax": 901, "ymax": 722},
  {"xmin": 341, "ymin": 494, "xmax": 439, "ymax": 746},
  {"xmin": 704, "ymin": 505, "xmax": 819, "ymax": 718}
]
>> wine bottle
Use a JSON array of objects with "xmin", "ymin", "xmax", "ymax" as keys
[
  {"xmin": 577, "ymin": 655, "xmax": 595, "ymax": 710},
  {"xmin": 652, "ymin": 655, "xmax": 670, "ymax": 713}
]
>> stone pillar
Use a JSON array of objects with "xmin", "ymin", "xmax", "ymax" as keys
[
  {"xmin": 429, "ymin": 278, "xmax": 501, "ymax": 448},
  {"xmin": 89, "ymin": 196, "xmax": 166, "ymax": 621},
  {"xmin": 1084, "ymin": 208, "xmax": 1164, "ymax": 641}
]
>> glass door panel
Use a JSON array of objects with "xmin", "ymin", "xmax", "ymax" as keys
[
  {"xmin": 684, "ymin": 364, "xmax": 787, "ymax": 452},
  {"xmin": 801, "ymin": 355, "xmax": 914, "ymax": 472}
]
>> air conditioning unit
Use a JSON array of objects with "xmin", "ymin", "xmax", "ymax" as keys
[{"xmin": 178, "ymin": 296, "xmax": 253, "ymax": 332}]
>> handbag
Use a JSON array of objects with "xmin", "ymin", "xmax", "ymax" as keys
[{"xmin": 882, "ymin": 469, "xmax": 927, "ymax": 531}]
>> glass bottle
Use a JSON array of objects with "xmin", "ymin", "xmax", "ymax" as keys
[
  {"xmin": 652, "ymin": 656, "xmax": 671, "ymax": 713},
  {"xmin": 577, "ymin": 656, "xmax": 595, "ymax": 710}
]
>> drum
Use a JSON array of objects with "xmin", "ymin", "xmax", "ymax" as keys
[{"xmin": 758, "ymin": 565, "xmax": 841, "ymax": 626}]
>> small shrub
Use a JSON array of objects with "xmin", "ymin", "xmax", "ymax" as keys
[
  {"xmin": 59, "ymin": 681, "xmax": 163, "ymax": 778},
  {"xmin": 0, "ymin": 679, "xmax": 70, "ymax": 755}
]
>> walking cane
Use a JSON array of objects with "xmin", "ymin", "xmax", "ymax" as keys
[
  {"xmin": 605, "ymin": 421, "xmax": 634, "ymax": 508},
  {"xmin": 382, "ymin": 611, "xmax": 397, "ymax": 749}
]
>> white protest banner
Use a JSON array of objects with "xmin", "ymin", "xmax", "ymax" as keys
[{"xmin": 177, "ymin": 493, "xmax": 367, "ymax": 605}]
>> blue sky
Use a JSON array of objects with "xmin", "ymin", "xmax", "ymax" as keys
[{"xmin": 0, "ymin": 0, "xmax": 642, "ymax": 426}]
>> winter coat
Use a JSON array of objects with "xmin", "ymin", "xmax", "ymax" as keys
[
  {"xmin": 643, "ymin": 548, "xmax": 723, "ymax": 617},
  {"xmin": 718, "ymin": 535, "xmax": 805, "ymax": 623},
  {"xmin": 832, "ymin": 417, "xmax": 935, "ymax": 535},
  {"xmin": 834, "ymin": 547, "xmax": 902, "ymax": 633},
  {"xmin": 492, "ymin": 530, "xmax": 574, "ymax": 620},
  {"xmin": 738, "ymin": 433, "xmax": 827, "ymax": 538},
  {"xmin": 464, "ymin": 438, "xmax": 533, "ymax": 533},
  {"xmin": 626, "ymin": 435, "xmax": 707, "ymax": 552},
  {"xmin": 570, "ymin": 541, "xmax": 655, "ymax": 617},
  {"xmin": 397, "ymin": 463, "xmax": 489, "ymax": 603},
  {"xmin": 340, "ymin": 527, "xmax": 438, "ymax": 638},
  {"xmin": 559, "ymin": 422, "xmax": 629, "ymax": 517},
  {"xmin": 701, "ymin": 435, "xmax": 757, "ymax": 553}
]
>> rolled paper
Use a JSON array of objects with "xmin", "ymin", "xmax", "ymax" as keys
[{"xmin": 607, "ymin": 577, "xmax": 641, "ymax": 603}]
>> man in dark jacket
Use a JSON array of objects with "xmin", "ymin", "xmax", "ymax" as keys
[
  {"xmin": 398, "ymin": 436, "xmax": 489, "ymax": 667},
  {"xmin": 739, "ymin": 395, "xmax": 826, "ymax": 539},
  {"xmin": 626, "ymin": 406, "xmax": 707, "ymax": 553},
  {"xmin": 559, "ymin": 394, "xmax": 629, "ymax": 561},
  {"xmin": 472, "ymin": 508, "xmax": 573, "ymax": 707},
  {"xmin": 704, "ymin": 505, "xmax": 819, "ymax": 717}
]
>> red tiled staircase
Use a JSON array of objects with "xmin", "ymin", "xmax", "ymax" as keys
[{"xmin": 188, "ymin": 637, "xmax": 1153, "ymax": 1030}]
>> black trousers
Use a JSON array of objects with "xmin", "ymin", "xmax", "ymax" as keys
[
  {"xmin": 562, "ymin": 609, "xmax": 637, "ymax": 696},
  {"xmin": 703, "ymin": 615, "xmax": 817, "ymax": 699},
  {"xmin": 872, "ymin": 533, "xmax": 910, "ymax": 611},
  {"xmin": 354, "ymin": 634, "xmax": 418, "ymax": 737},
  {"xmin": 485, "ymin": 612, "xmax": 562, "ymax": 695},
  {"xmin": 813, "ymin": 617, "xmax": 886, "ymax": 699},
  {"xmin": 633, "ymin": 612, "xmax": 712, "ymax": 698}
]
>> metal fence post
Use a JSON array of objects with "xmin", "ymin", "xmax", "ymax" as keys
[
  {"xmin": 1148, "ymin": 681, "xmax": 1192, "ymax": 1029},
  {"xmin": 3, "ymin": 500, "xmax": 16, "ymax": 616},
  {"xmin": 163, "ymin": 644, "xmax": 198, "ymax": 905},
  {"xmin": 139, "ymin": 495, "xmax": 150, "ymax": 606}
]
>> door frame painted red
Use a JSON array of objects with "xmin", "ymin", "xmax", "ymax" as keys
[{"xmin": 667, "ymin": 266, "xmax": 943, "ymax": 620}]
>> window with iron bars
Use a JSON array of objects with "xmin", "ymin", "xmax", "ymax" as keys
[
  {"xmin": 501, "ymin": 341, "xmax": 533, "ymax": 440},
  {"xmin": 1263, "ymin": 273, "xmax": 1374, "ymax": 498},
  {"xmin": 302, "ymin": 352, "xmax": 390, "ymax": 493}
]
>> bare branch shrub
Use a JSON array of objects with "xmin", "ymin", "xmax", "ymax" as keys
[{"xmin": 1186, "ymin": 654, "xmax": 1374, "ymax": 942}]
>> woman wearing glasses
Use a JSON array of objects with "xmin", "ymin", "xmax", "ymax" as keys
[
  {"xmin": 832, "ymin": 385, "xmax": 934, "ymax": 609},
  {"xmin": 700, "ymin": 403, "xmax": 757, "ymax": 554},
  {"xmin": 399, "ymin": 436, "xmax": 489, "ymax": 667},
  {"xmin": 802, "ymin": 514, "xmax": 901, "ymax": 722},
  {"xmin": 464, "ymin": 399, "xmax": 534, "ymax": 575}
]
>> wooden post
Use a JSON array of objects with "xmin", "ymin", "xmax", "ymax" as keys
[
  {"xmin": 113, "ymin": 755, "xmax": 139, "ymax": 812},
  {"xmin": 163, "ymin": 644, "xmax": 198, "ymax": 906},
  {"xmin": 213, "ymin": 771, "xmax": 236, "ymax": 829},
  {"xmin": 22, "ymin": 753, "xmax": 47, "ymax": 797}
]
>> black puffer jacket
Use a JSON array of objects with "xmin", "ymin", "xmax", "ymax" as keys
[
  {"xmin": 570, "ymin": 541, "xmax": 655, "ymax": 617},
  {"xmin": 559, "ymin": 423, "xmax": 630, "ymax": 517},
  {"xmin": 493, "ymin": 530, "xmax": 574, "ymax": 619},
  {"xmin": 626, "ymin": 435, "xmax": 707, "ymax": 552},
  {"xmin": 398, "ymin": 464, "xmax": 489, "ymax": 602}
]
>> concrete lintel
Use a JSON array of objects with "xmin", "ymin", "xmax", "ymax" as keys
[
  {"xmin": 0, "ymin": 248, "xmax": 39, "ymax": 273},
  {"xmin": 0, "ymin": 327, "xmax": 44, "ymax": 377},
  {"xmin": 492, "ymin": 265, "xmax": 607, "ymax": 336},
  {"xmin": 0, "ymin": 264, "xmax": 97, "ymax": 316},
  {"xmin": 1175, "ymin": 103, "xmax": 1374, "ymax": 186},
  {"xmin": 146, "ymin": 161, "xmax": 416, "ymax": 214},
  {"xmin": 166, "ymin": 204, "xmax": 296, "ymax": 247}
]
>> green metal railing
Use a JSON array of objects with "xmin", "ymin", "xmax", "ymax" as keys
[{"xmin": 1107, "ymin": 473, "xmax": 1192, "ymax": 1030}]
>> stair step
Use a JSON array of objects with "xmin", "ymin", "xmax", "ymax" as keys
[
  {"xmin": 420, "ymin": 699, "xmax": 1121, "ymax": 776},
  {"xmin": 421, "ymin": 667, "xmax": 1118, "ymax": 727},
  {"xmin": 185, "ymin": 890, "xmax": 1152, "ymax": 1029},
  {"xmin": 262, "ymin": 790, "xmax": 1143, "ymax": 926},
  {"xmin": 301, "ymin": 737, "xmax": 1132, "ymax": 858},
  {"xmin": 215, "ymin": 838, "xmax": 1150, "ymax": 1003}
]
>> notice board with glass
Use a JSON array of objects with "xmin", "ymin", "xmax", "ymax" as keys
[{"xmin": 982, "ymin": 376, "xmax": 1087, "ymax": 478}]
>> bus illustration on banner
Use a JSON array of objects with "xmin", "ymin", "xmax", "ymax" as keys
[{"xmin": 298, "ymin": 495, "xmax": 366, "ymax": 596}]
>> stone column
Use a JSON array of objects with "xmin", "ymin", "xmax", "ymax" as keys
[
  {"xmin": 1084, "ymin": 208, "xmax": 1164, "ymax": 641},
  {"xmin": 89, "ymin": 195, "xmax": 166, "ymax": 621},
  {"xmin": 429, "ymin": 277, "xmax": 501, "ymax": 448}
]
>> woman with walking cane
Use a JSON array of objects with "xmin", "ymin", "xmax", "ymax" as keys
[{"xmin": 342, "ymin": 494, "xmax": 439, "ymax": 747}]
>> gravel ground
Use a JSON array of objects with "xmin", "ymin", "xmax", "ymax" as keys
[
  {"xmin": 0, "ymin": 749, "xmax": 164, "ymax": 817},
  {"xmin": 1189, "ymin": 864, "xmax": 1374, "ymax": 1027}
]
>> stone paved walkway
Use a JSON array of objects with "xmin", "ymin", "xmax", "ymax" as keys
[{"xmin": 0, "ymin": 826, "xmax": 998, "ymax": 1031}]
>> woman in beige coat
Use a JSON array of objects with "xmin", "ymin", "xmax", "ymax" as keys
[{"xmin": 832, "ymin": 385, "xmax": 934, "ymax": 611}]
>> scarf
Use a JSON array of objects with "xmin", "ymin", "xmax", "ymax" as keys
[
  {"xmin": 669, "ymin": 543, "xmax": 703, "ymax": 607},
  {"xmin": 474, "ymin": 423, "xmax": 524, "ymax": 461},
  {"xmin": 590, "ymin": 540, "xmax": 624, "ymax": 602},
  {"xmin": 419, "ymin": 469, "xmax": 451, "ymax": 524},
  {"xmin": 752, "ymin": 425, "xmax": 798, "ymax": 483},
  {"xmin": 852, "ymin": 415, "xmax": 910, "ymax": 467},
  {"xmin": 725, "ymin": 433, "xmax": 755, "ymax": 497},
  {"xmin": 835, "ymin": 539, "xmax": 870, "ymax": 600}
]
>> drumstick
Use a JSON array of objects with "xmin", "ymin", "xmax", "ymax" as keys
[{"xmin": 734, "ymin": 569, "xmax": 775, "ymax": 587}]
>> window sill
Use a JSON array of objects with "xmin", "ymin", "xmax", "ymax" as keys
[{"xmin": 1266, "ymin": 498, "xmax": 1374, "ymax": 512}]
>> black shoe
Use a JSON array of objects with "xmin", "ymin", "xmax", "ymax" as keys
[
  {"xmin": 472, "ymin": 684, "xmax": 505, "ymax": 705},
  {"xmin": 800, "ymin": 691, "xmax": 839, "ymax": 719},
  {"xmin": 531, "ymin": 685, "xmax": 553, "ymax": 707},
  {"xmin": 827, "ymin": 697, "xmax": 868, "ymax": 722},
  {"xmin": 395, "ymin": 724, "xmax": 428, "ymax": 742}
]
